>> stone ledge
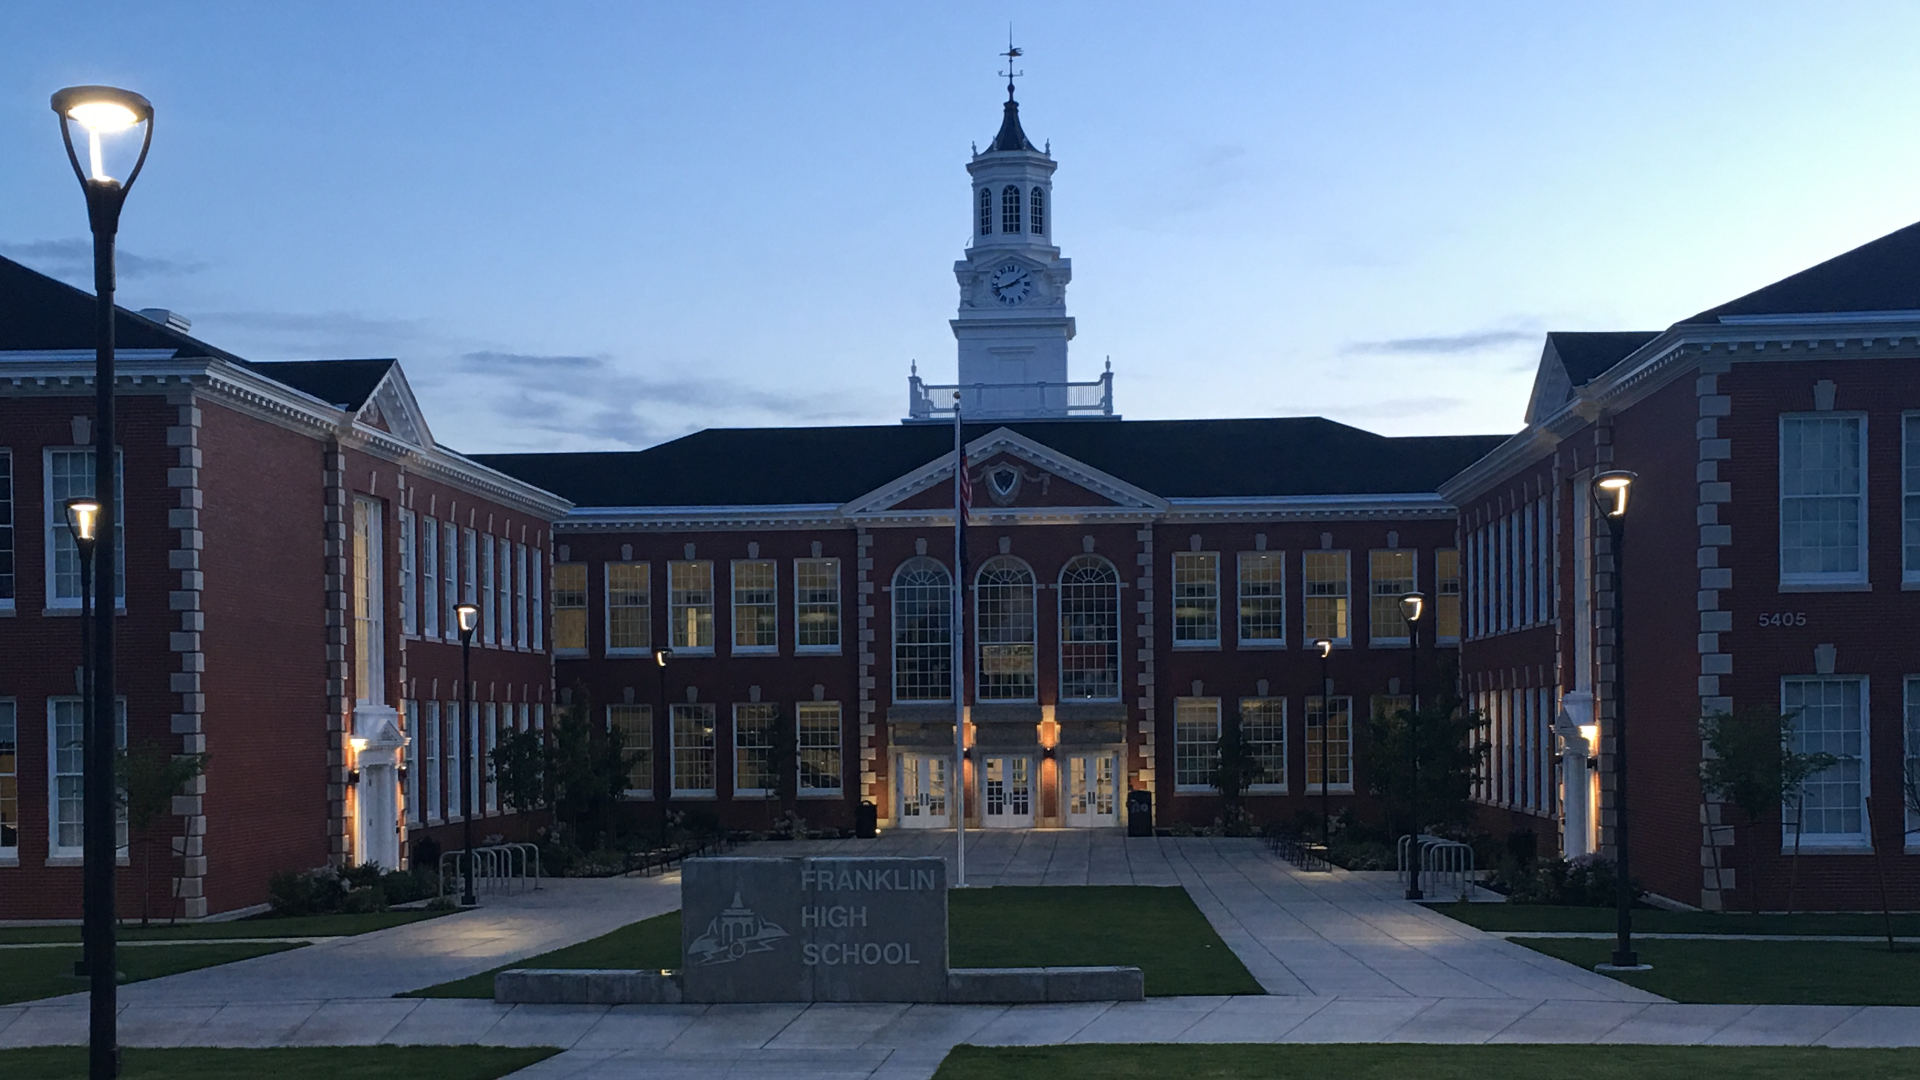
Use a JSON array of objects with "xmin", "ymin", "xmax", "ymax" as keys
[
  {"xmin": 495, "ymin": 968, "xmax": 683, "ymax": 1005},
  {"xmin": 492, "ymin": 964, "xmax": 1144, "ymax": 1005}
]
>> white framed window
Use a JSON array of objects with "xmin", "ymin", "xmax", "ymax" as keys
[
  {"xmin": 1240, "ymin": 697, "xmax": 1286, "ymax": 793},
  {"xmin": 1783, "ymin": 676, "xmax": 1869, "ymax": 848},
  {"xmin": 1001, "ymin": 184, "xmax": 1022, "ymax": 232},
  {"xmin": 440, "ymin": 521, "xmax": 458, "ymax": 642},
  {"xmin": 398, "ymin": 509, "xmax": 417, "ymax": 637},
  {"xmin": 1904, "ymin": 677, "xmax": 1920, "ymax": 845},
  {"xmin": 1368, "ymin": 549, "xmax": 1416, "ymax": 646},
  {"xmin": 551, "ymin": 563, "xmax": 587, "ymax": 654},
  {"xmin": 480, "ymin": 535, "xmax": 497, "ymax": 645},
  {"xmin": 496, "ymin": 539, "xmax": 512, "ymax": 650},
  {"xmin": 1029, "ymin": 186, "xmax": 1045, "ymax": 234},
  {"xmin": 1237, "ymin": 551, "xmax": 1285, "ymax": 646},
  {"xmin": 608, "ymin": 704, "xmax": 653, "ymax": 798},
  {"xmin": 420, "ymin": 518, "xmax": 439, "ymax": 639},
  {"xmin": 402, "ymin": 699, "xmax": 420, "ymax": 824},
  {"xmin": 1436, "ymin": 548, "xmax": 1461, "ymax": 642},
  {"xmin": 731, "ymin": 559, "xmax": 778, "ymax": 654},
  {"xmin": 892, "ymin": 557, "xmax": 953, "ymax": 702},
  {"xmin": 352, "ymin": 498, "xmax": 384, "ymax": 705},
  {"xmin": 671, "ymin": 703, "xmax": 716, "ymax": 796},
  {"xmin": 977, "ymin": 186, "xmax": 992, "ymax": 236},
  {"xmin": 799, "ymin": 702, "xmax": 843, "ymax": 796},
  {"xmin": 516, "ymin": 543, "xmax": 530, "ymax": 648},
  {"xmin": 461, "ymin": 527, "xmax": 478, "ymax": 612},
  {"xmin": 0, "ymin": 698, "xmax": 16, "ymax": 857},
  {"xmin": 444, "ymin": 702, "xmax": 463, "ymax": 819},
  {"xmin": 1305, "ymin": 695, "xmax": 1353, "ymax": 792},
  {"xmin": 532, "ymin": 546, "xmax": 544, "ymax": 651},
  {"xmin": 48, "ymin": 697, "xmax": 126, "ymax": 859},
  {"xmin": 1172, "ymin": 552, "xmax": 1220, "ymax": 647},
  {"xmin": 605, "ymin": 562, "xmax": 651, "ymax": 655},
  {"xmin": 1303, "ymin": 550, "xmax": 1350, "ymax": 644},
  {"xmin": 794, "ymin": 558, "xmax": 841, "ymax": 653},
  {"xmin": 1780, "ymin": 414, "xmax": 1867, "ymax": 587},
  {"xmin": 669, "ymin": 560, "xmax": 715, "ymax": 652},
  {"xmin": 0, "ymin": 450, "xmax": 13, "ymax": 610},
  {"xmin": 421, "ymin": 701, "xmax": 441, "ymax": 823},
  {"xmin": 1059, "ymin": 555, "xmax": 1120, "ymax": 700},
  {"xmin": 44, "ymin": 448, "xmax": 123, "ymax": 608},
  {"xmin": 484, "ymin": 702, "xmax": 499, "ymax": 812},
  {"xmin": 1173, "ymin": 697, "xmax": 1220, "ymax": 792},
  {"xmin": 975, "ymin": 556, "xmax": 1037, "ymax": 701},
  {"xmin": 733, "ymin": 703, "xmax": 777, "ymax": 796},
  {"xmin": 1904, "ymin": 415, "xmax": 1920, "ymax": 584}
]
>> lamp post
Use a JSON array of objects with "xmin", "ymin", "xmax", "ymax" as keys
[
  {"xmin": 53, "ymin": 83, "xmax": 152, "ymax": 1080},
  {"xmin": 1314, "ymin": 638, "xmax": 1333, "ymax": 848},
  {"xmin": 64, "ymin": 499, "xmax": 101, "ymax": 974},
  {"xmin": 653, "ymin": 647, "xmax": 673, "ymax": 804},
  {"xmin": 455, "ymin": 603, "xmax": 479, "ymax": 906},
  {"xmin": 1592, "ymin": 469, "xmax": 1645, "ymax": 971},
  {"xmin": 1399, "ymin": 591, "xmax": 1426, "ymax": 901}
]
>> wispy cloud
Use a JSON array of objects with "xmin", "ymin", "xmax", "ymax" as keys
[
  {"xmin": 0, "ymin": 238, "xmax": 206, "ymax": 279},
  {"xmin": 1344, "ymin": 328, "xmax": 1538, "ymax": 355}
]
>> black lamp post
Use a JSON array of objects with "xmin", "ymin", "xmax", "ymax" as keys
[
  {"xmin": 52, "ymin": 83, "xmax": 152, "ymax": 1080},
  {"xmin": 1592, "ymin": 469, "xmax": 1645, "ymax": 971},
  {"xmin": 1400, "ymin": 591, "xmax": 1426, "ymax": 901},
  {"xmin": 455, "ymin": 603, "xmax": 479, "ymax": 906},
  {"xmin": 64, "ymin": 498, "xmax": 101, "ymax": 975},
  {"xmin": 653, "ymin": 648, "xmax": 673, "ymax": 803},
  {"xmin": 1314, "ymin": 638, "xmax": 1333, "ymax": 848}
]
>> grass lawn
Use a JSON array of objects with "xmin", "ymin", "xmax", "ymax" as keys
[
  {"xmin": 0, "ymin": 942, "xmax": 303, "ymax": 1006},
  {"xmin": 933, "ymin": 1045, "xmax": 1920, "ymax": 1080},
  {"xmin": 0, "ymin": 909, "xmax": 452, "ymax": 945},
  {"xmin": 1428, "ymin": 903, "xmax": 1920, "ymax": 938},
  {"xmin": 0, "ymin": 1046, "xmax": 556, "ymax": 1079},
  {"xmin": 408, "ymin": 885, "xmax": 1262, "ymax": 998},
  {"xmin": 1513, "ymin": 937, "xmax": 1920, "ymax": 1005}
]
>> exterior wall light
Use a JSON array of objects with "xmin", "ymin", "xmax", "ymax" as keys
[
  {"xmin": 1594, "ymin": 469, "xmax": 1636, "ymax": 518},
  {"xmin": 65, "ymin": 497, "xmax": 101, "ymax": 548}
]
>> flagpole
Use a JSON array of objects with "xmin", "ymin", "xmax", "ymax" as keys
[{"xmin": 952, "ymin": 393, "xmax": 967, "ymax": 889}]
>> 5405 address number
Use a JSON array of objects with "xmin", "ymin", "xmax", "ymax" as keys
[{"xmin": 1757, "ymin": 612, "xmax": 1807, "ymax": 627}]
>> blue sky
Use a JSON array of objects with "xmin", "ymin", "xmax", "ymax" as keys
[{"xmin": 6, "ymin": 3, "xmax": 1920, "ymax": 452}]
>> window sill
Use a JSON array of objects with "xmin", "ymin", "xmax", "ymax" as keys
[
  {"xmin": 605, "ymin": 649, "xmax": 655, "ymax": 659},
  {"xmin": 1371, "ymin": 639, "xmax": 1411, "ymax": 649},
  {"xmin": 0, "ymin": 606, "xmax": 12, "ymax": 618},
  {"xmin": 1304, "ymin": 785, "xmax": 1356, "ymax": 794},
  {"xmin": 1173, "ymin": 786, "xmax": 1214, "ymax": 796},
  {"xmin": 734, "ymin": 789, "xmax": 773, "ymax": 799},
  {"xmin": 1778, "ymin": 581, "xmax": 1871, "ymax": 593},
  {"xmin": 1780, "ymin": 840, "xmax": 1874, "ymax": 855},
  {"xmin": 1247, "ymin": 785, "xmax": 1289, "ymax": 795},
  {"xmin": 1172, "ymin": 642, "xmax": 1221, "ymax": 651},
  {"xmin": 0, "ymin": 853, "xmax": 16, "ymax": 867},
  {"xmin": 1903, "ymin": 580, "xmax": 1920, "ymax": 591},
  {"xmin": 799, "ymin": 791, "xmax": 844, "ymax": 799},
  {"xmin": 46, "ymin": 856, "xmax": 131, "ymax": 867},
  {"xmin": 730, "ymin": 647, "xmax": 779, "ymax": 657},
  {"xmin": 619, "ymin": 791, "xmax": 654, "ymax": 801},
  {"xmin": 670, "ymin": 792, "xmax": 717, "ymax": 800},
  {"xmin": 795, "ymin": 647, "xmax": 844, "ymax": 657},
  {"xmin": 554, "ymin": 649, "xmax": 589, "ymax": 659},
  {"xmin": 670, "ymin": 648, "xmax": 717, "ymax": 658},
  {"xmin": 1304, "ymin": 640, "xmax": 1352, "ymax": 650},
  {"xmin": 1236, "ymin": 641, "xmax": 1287, "ymax": 651},
  {"xmin": 42, "ymin": 607, "xmax": 128, "ymax": 617}
]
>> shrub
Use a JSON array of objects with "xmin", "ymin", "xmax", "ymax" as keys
[
  {"xmin": 268, "ymin": 866, "xmax": 349, "ymax": 916},
  {"xmin": 1505, "ymin": 854, "xmax": 1641, "ymax": 906}
]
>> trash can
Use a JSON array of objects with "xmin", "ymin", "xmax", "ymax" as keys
[
  {"xmin": 1126, "ymin": 790, "xmax": 1153, "ymax": 837},
  {"xmin": 856, "ymin": 800, "xmax": 879, "ymax": 838}
]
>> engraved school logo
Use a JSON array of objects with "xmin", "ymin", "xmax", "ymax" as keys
[{"xmin": 688, "ymin": 891, "xmax": 789, "ymax": 966}]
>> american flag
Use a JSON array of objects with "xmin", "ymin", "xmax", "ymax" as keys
[{"xmin": 957, "ymin": 452, "xmax": 973, "ymax": 521}]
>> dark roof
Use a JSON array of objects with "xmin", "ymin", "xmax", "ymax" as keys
[
  {"xmin": 0, "ymin": 255, "xmax": 241, "ymax": 361},
  {"xmin": 239, "ymin": 359, "xmax": 395, "ymax": 410},
  {"xmin": 989, "ymin": 97, "xmax": 1036, "ymax": 153},
  {"xmin": 1684, "ymin": 219, "xmax": 1920, "ymax": 324},
  {"xmin": 1547, "ymin": 330, "xmax": 1661, "ymax": 387},
  {"xmin": 473, "ymin": 418, "xmax": 1510, "ymax": 508}
]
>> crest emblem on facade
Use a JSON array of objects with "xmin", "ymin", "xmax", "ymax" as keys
[
  {"xmin": 687, "ymin": 891, "xmax": 789, "ymax": 966},
  {"xmin": 987, "ymin": 465, "xmax": 1022, "ymax": 505}
]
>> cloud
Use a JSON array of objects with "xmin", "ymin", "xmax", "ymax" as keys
[
  {"xmin": 197, "ymin": 309, "xmax": 427, "ymax": 338},
  {"xmin": 1344, "ymin": 328, "xmax": 1538, "ymax": 355},
  {"xmin": 0, "ymin": 238, "xmax": 205, "ymax": 279}
]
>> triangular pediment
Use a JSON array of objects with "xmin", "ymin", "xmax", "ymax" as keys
[
  {"xmin": 357, "ymin": 364, "xmax": 434, "ymax": 448},
  {"xmin": 841, "ymin": 427, "xmax": 1166, "ymax": 518}
]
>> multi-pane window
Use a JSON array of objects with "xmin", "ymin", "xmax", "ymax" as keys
[
  {"xmin": 1305, "ymin": 695, "xmax": 1354, "ymax": 790},
  {"xmin": 1059, "ymin": 555, "xmax": 1120, "ymax": 700},
  {"xmin": 608, "ymin": 704, "xmax": 653, "ymax": 797},
  {"xmin": 1029, "ymin": 186, "xmax": 1045, "ymax": 234},
  {"xmin": 606, "ymin": 562, "xmax": 651, "ymax": 655},
  {"xmin": 46, "ymin": 449, "xmax": 123, "ymax": 605},
  {"xmin": 1780, "ymin": 415, "xmax": 1866, "ymax": 585},
  {"xmin": 552, "ymin": 563, "xmax": 587, "ymax": 653},
  {"xmin": 402, "ymin": 700, "xmax": 420, "ymax": 825},
  {"xmin": 1784, "ymin": 677, "xmax": 1867, "ymax": 843},
  {"xmin": 978, "ymin": 186, "xmax": 992, "ymax": 236},
  {"xmin": 1001, "ymin": 184, "xmax": 1022, "ymax": 232},
  {"xmin": 733, "ymin": 703, "xmax": 778, "ymax": 796},
  {"xmin": 798, "ymin": 702, "xmax": 843, "ymax": 795},
  {"xmin": 399, "ymin": 510, "xmax": 417, "ymax": 636},
  {"xmin": 795, "ymin": 558, "xmax": 841, "ymax": 651},
  {"xmin": 461, "ymin": 527, "xmax": 478, "ymax": 612},
  {"xmin": 1905, "ymin": 416, "xmax": 1920, "ymax": 583},
  {"xmin": 421, "ymin": 701, "xmax": 441, "ymax": 822},
  {"xmin": 483, "ymin": 702, "xmax": 499, "ymax": 812},
  {"xmin": 480, "ymin": 536, "xmax": 497, "ymax": 645},
  {"xmin": 421, "ymin": 518, "xmax": 440, "ymax": 639},
  {"xmin": 441, "ymin": 522, "xmax": 458, "ymax": 642},
  {"xmin": 532, "ymin": 548, "xmax": 544, "ymax": 651},
  {"xmin": 351, "ymin": 498, "xmax": 384, "ymax": 705},
  {"xmin": 669, "ymin": 560, "xmax": 716, "ymax": 651},
  {"xmin": 893, "ymin": 558, "xmax": 953, "ymax": 701},
  {"xmin": 1904, "ymin": 677, "xmax": 1920, "ymax": 840},
  {"xmin": 1172, "ymin": 552, "xmax": 1220, "ymax": 646},
  {"xmin": 1435, "ymin": 548, "xmax": 1461, "ymax": 641},
  {"xmin": 1237, "ymin": 551, "xmax": 1285, "ymax": 645},
  {"xmin": 1, "ymin": 450, "xmax": 15, "ymax": 607},
  {"xmin": 1303, "ymin": 551, "xmax": 1350, "ymax": 644},
  {"xmin": 445, "ymin": 702, "xmax": 463, "ymax": 819},
  {"xmin": 671, "ymin": 703, "xmax": 716, "ymax": 795},
  {"xmin": 50, "ymin": 698, "xmax": 126, "ymax": 857},
  {"xmin": 1240, "ymin": 698, "xmax": 1286, "ymax": 792},
  {"xmin": 1368, "ymin": 550, "xmax": 1416, "ymax": 645},
  {"xmin": 497, "ymin": 540, "xmax": 514, "ymax": 648},
  {"xmin": 975, "ymin": 556, "xmax": 1037, "ymax": 701},
  {"xmin": 0, "ymin": 699, "xmax": 15, "ymax": 854},
  {"xmin": 732, "ymin": 560, "xmax": 778, "ymax": 653},
  {"xmin": 1173, "ymin": 697, "xmax": 1220, "ymax": 791}
]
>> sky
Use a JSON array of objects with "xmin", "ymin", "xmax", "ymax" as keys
[{"xmin": 7, "ymin": 3, "xmax": 1920, "ymax": 454}]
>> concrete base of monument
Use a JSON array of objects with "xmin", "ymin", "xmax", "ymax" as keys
[{"xmin": 494, "ymin": 965, "xmax": 1144, "ymax": 1005}]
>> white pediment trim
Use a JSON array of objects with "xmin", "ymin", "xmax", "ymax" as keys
[
  {"xmin": 838, "ymin": 426, "xmax": 1168, "ymax": 518},
  {"xmin": 359, "ymin": 365, "xmax": 434, "ymax": 449}
]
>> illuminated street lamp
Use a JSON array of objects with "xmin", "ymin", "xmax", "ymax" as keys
[
  {"xmin": 1591, "ymin": 469, "xmax": 1647, "ymax": 972},
  {"xmin": 1399, "ymin": 591, "xmax": 1426, "ymax": 901},
  {"xmin": 456, "ymin": 603, "xmax": 480, "ymax": 906},
  {"xmin": 53, "ymin": 84, "xmax": 152, "ymax": 1080},
  {"xmin": 1313, "ymin": 638, "xmax": 1334, "ymax": 848}
]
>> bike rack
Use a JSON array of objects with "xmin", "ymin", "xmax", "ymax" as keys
[
  {"xmin": 1397, "ymin": 834, "xmax": 1476, "ymax": 902},
  {"xmin": 439, "ymin": 842, "xmax": 543, "ymax": 900}
]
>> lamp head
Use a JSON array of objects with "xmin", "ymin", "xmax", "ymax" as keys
[
  {"xmin": 1593, "ymin": 469, "xmax": 1637, "ymax": 518},
  {"xmin": 654, "ymin": 647, "xmax": 673, "ymax": 667},
  {"xmin": 349, "ymin": 736, "xmax": 368, "ymax": 753},
  {"xmin": 456, "ymin": 603, "xmax": 480, "ymax": 639},
  {"xmin": 1315, "ymin": 638, "xmax": 1332, "ymax": 659},
  {"xmin": 1399, "ymin": 592, "xmax": 1425, "ymax": 624},
  {"xmin": 50, "ymin": 85, "xmax": 153, "ymax": 194},
  {"xmin": 64, "ymin": 497, "xmax": 101, "ymax": 547}
]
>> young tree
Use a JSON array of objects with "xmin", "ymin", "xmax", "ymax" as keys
[
  {"xmin": 117, "ymin": 742, "xmax": 209, "ymax": 925},
  {"xmin": 1210, "ymin": 708, "xmax": 1265, "ymax": 835},
  {"xmin": 759, "ymin": 708, "xmax": 799, "ymax": 829},
  {"xmin": 541, "ymin": 687, "xmax": 631, "ymax": 851},
  {"xmin": 1360, "ymin": 659, "xmax": 1488, "ymax": 838},
  {"xmin": 1699, "ymin": 707, "xmax": 1839, "ymax": 913},
  {"xmin": 491, "ymin": 726, "xmax": 547, "ymax": 815}
]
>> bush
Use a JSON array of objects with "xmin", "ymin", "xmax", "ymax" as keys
[
  {"xmin": 266, "ymin": 863, "xmax": 420, "ymax": 916},
  {"xmin": 1505, "ymin": 854, "xmax": 1641, "ymax": 906},
  {"xmin": 267, "ymin": 867, "xmax": 350, "ymax": 916}
]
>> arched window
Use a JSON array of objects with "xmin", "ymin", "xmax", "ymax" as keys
[
  {"xmin": 1030, "ymin": 186, "xmax": 1045, "ymax": 234},
  {"xmin": 1000, "ymin": 185, "xmax": 1022, "ymax": 233},
  {"xmin": 892, "ymin": 558, "xmax": 952, "ymax": 701},
  {"xmin": 1059, "ymin": 555, "xmax": 1119, "ymax": 700},
  {"xmin": 977, "ymin": 187, "xmax": 992, "ymax": 236},
  {"xmin": 975, "ymin": 556, "xmax": 1036, "ymax": 700}
]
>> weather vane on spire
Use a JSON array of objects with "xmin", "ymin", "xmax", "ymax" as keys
[{"xmin": 999, "ymin": 30, "xmax": 1023, "ymax": 101}]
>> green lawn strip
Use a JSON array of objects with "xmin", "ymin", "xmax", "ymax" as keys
[
  {"xmin": 1512, "ymin": 937, "xmax": 1920, "ymax": 1005},
  {"xmin": 1426, "ymin": 902, "xmax": 1920, "ymax": 938},
  {"xmin": 0, "ymin": 909, "xmax": 452, "ymax": 945},
  {"xmin": 408, "ymin": 885, "xmax": 1261, "ymax": 999},
  {"xmin": 933, "ymin": 1045, "xmax": 1920, "ymax": 1080},
  {"xmin": 0, "ymin": 942, "xmax": 304, "ymax": 1006},
  {"xmin": 0, "ymin": 1046, "xmax": 557, "ymax": 1080}
]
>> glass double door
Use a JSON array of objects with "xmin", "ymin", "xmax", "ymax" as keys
[
  {"xmin": 1065, "ymin": 752, "xmax": 1119, "ymax": 827},
  {"xmin": 979, "ymin": 755, "xmax": 1033, "ymax": 827},
  {"xmin": 897, "ymin": 754, "xmax": 949, "ymax": 828}
]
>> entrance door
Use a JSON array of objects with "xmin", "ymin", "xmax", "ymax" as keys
[
  {"xmin": 1065, "ymin": 753, "xmax": 1119, "ymax": 827},
  {"xmin": 980, "ymin": 756, "xmax": 1033, "ymax": 827},
  {"xmin": 897, "ymin": 754, "xmax": 949, "ymax": 828}
]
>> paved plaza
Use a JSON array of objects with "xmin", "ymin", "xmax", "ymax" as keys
[{"xmin": 2, "ymin": 834, "xmax": 1917, "ymax": 1078}]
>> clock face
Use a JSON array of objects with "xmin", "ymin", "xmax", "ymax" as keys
[{"xmin": 989, "ymin": 263, "xmax": 1033, "ymax": 306}]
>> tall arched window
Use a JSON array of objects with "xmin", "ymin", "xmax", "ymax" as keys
[
  {"xmin": 892, "ymin": 558, "xmax": 952, "ymax": 701},
  {"xmin": 1000, "ymin": 185, "xmax": 1022, "ymax": 233},
  {"xmin": 1059, "ymin": 555, "xmax": 1119, "ymax": 700},
  {"xmin": 975, "ymin": 556, "xmax": 1036, "ymax": 700},
  {"xmin": 1030, "ymin": 186, "xmax": 1045, "ymax": 234},
  {"xmin": 977, "ymin": 187, "xmax": 992, "ymax": 236}
]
